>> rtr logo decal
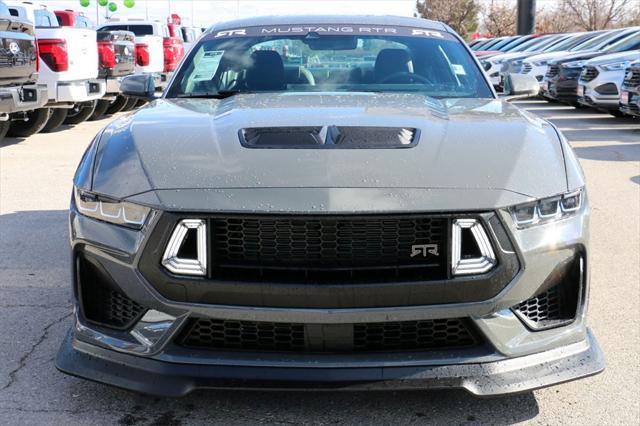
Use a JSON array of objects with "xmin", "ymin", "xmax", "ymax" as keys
[
  {"xmin": 411, "ymin": 29, "xmax": 444, "ymax": 38},
  {"xmin": 8, "ymin": 42, "xmax": 20, "ymax": 55},
  {"xmin": 215, "ymin": 29, "xmax": 247, "ymax": 37},
  {"xmin": 411, "ymin": 244, "xmax": 440, "ymax": 257}
]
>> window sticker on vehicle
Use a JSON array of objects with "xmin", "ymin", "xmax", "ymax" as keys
[
  {"xmin": 209, "ymin": 25, "xmax": 455, "ymax": 41},
  {"xmin": 451, "ymin": 64, "xmax": 466, "ymax": 75},
  {"xmin": 192, "ymin": 50, "xmax": 224, "ymax": 81}
]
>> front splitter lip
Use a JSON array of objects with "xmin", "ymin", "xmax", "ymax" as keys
[{"xmin": 55, "ymin": 328, "xmax": 604, "ymax": 398}]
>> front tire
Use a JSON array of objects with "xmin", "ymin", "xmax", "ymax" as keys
[
  {"xmin": 609, "ymin": 110, "xmax": 625, "ymax": 118},
  {"xmin": 64, "ymin": 101, "xmax": 97, "ymax": 125},
  {"xmin": 41, "ymin": 108, "xmax": 69, "ymax": 133},
  {"xmin": 0, "ymin": 120, "xmax": 10, "ymax": 141},
  {"xmin": 8, "ymin": 108, "xmax": 51, "ymax": 138},
  {"xmin": 120, "ymin": 97, "xmax": 138, "ymax": 112},
  {"xmin": 88, "ymin": 99, "xmax": 112, "ymax": 121},
  {"xmin": 106, "ymin": 95, "xmax": 128, "ymax": 114}
]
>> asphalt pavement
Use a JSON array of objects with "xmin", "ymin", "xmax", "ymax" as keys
[{"xmin": 0, "ymin": 101, "xmax": 638, "ymax": 425}]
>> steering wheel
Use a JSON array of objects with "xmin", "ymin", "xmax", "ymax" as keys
[{"xmin": 379, "ymin": 72, "xmax": 433, "ymax": 85}]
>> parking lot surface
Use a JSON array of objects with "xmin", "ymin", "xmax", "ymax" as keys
[{"xmin": 0, "ymin": 101, "xmax": 638, "ymax": 425}]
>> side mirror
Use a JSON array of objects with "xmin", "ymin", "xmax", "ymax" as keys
[
  {"xmin": 501, "ymin": 74, "xmax": 540, "ymax": 101},
  {"xmin": 121, "ymin": 74, "xmax": 156, "ymax": 101}
]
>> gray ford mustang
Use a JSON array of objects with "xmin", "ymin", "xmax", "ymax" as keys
[{"xmin": 56, "ymin": 15, "xmax": 604, "ymax": 397}]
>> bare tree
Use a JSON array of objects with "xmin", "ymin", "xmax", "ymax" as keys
[
  {"xmin": 621, "ymin": 2, "xmax": 640, "ymax": 26},
  {"xmin": 536, "ymin": 3, "xmax": 580, "ymax": 33},
  {"xmin": 562, "ymin": 0, "xmax": 636, "ymax": 30},
  {"xmin": 416, "ymin": 0, "xmax": 480, "ymax": 38},
  {"xmin": 481, "ymin": 0, "xmax": 517, "ymax": 36}
]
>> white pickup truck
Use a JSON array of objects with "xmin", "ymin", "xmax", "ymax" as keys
[
  {"xmin": 98, "ymin": 20, "xmax": 168, "ymax": 89},
  {"xmin": 6, "ymin": 2, "xmax": 105, "ymax": 136}
]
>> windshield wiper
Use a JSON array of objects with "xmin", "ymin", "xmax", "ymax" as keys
[{"xmin": 176, "ymin": 90, "xmax": 246, "ymax": 99}]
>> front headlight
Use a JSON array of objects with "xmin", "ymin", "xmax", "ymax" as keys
[
  {"xmin": 564, "ymin": 60, "xmax": 585, "ymax": 69},
  {"xmin": 599, "ymin": 60, "xmax": 631, "ymax": 71},
  {"xmin": 510, "ymin": 189, "xmax": 583, "ymax": 228},
  {"xmin": 74, "ymin": 187, "xmax": 151, "ymax": 229},
  {"xmin": 532, "ymin": 60, "xmax": 547, "ymax": 66}
]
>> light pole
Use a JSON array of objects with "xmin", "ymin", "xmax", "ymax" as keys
[{"xmin": 517, "ymin": 0, "xmax": 537, "ymax": 35}]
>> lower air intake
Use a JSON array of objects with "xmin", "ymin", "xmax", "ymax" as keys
[
  {"xmin": 78, "ymin": 254, "xmax": 146, "ymax": 330},
  {"xmin": 178, "ymin": 318, "xmax": 481, "ymax": 353},
  {"xmin": 513, "ymin": 255, "xmax": 583, "ymax": 330}
]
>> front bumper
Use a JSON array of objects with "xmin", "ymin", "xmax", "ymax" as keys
[
  {"xmin": 57, "ymin": 326, "xmax": 603, "ymax": 397},
  {"xmin": 577, "ymin": 71, "xmax": 623, "ymax": 110},
  {"xmin": 521, "ymin": 64, "xmax": 547, "ymax": 86},
  {"xmin": 58, "ymin": 189, "xmax": 602, "ymax": 395},
  {"xmin": 0, "ymin": 84, "xmax": 48, "ymax": 114},
  {"xmin": 544, "ymin": 78, "xmax": 579, "ymax": 103},
  {"xmin": 619, "ymin": 90, "xmax": 640, "ymax": 117}
]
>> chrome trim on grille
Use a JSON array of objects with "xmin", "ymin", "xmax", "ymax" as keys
[
  {"xmin": 161, "ymin": 219, "xmax": 207, "ymax": 276},
  {"xmin": 451, "ymin": 219, "xmax": 496, "ymax": 276}
]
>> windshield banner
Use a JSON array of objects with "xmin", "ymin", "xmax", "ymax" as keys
[{"xmin": 207, "ymin": 25, "xmax": 456, "ymax": 41}]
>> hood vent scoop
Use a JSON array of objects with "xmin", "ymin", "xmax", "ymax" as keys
[{"xmin": 239, "ymin": 126, "xmax": 419, "ymax": 149}]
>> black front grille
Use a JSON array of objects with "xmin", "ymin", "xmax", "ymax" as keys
[
  {"xmin": 180, "ymin": 319, "xmax": 305, "ymax": 351},
  {"xmin": 522, "ymin": 63, "xmax": 533, "ymax": 74},
  {"xmin": 580, "ymin": 66, "xmax": 599, "ymax": 82},
  {"xmin": 354, "ymin": 319, "xmax": 478, "ymax": 351},
  {"xmin": 561, "ymin": 67, "xmax": 582, "ymax": 80},
  {"xmin": 211, "ymin": 215, "xmax": 448, "ymax": 283},
  {"xmin": 178, "ymin": 318, "xmax": 480, "ymax": 353},
  {"xmin": 546, "ymin": 64, "xmax": 559, "ymax": 78},
  {"xmin": 622, "ymin": 67, "xmax": 640, "ymax": 88}
]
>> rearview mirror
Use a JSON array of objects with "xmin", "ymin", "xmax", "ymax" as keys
[
  {"xmin": 121, "ymin": 74, "xmax": 157, "ymax": 101},
  {"xmin": 501, "ymin": 74, "xmax": 540, "ymax": 101}
]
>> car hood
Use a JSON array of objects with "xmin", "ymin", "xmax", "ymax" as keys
[
  {"xmin": 584, "ymin": 50, "xmax": 640, "ymax": 66},
  {"xmin": 523, "ymin": 51, "xmax": 575, "ymax": 64},
  {"xmin": 549, "ymin": 50, "xmax": 602, "ymax": 64},
  {"xmin": 487, "ymin": 51, "xmax": 529, "ymax": 63},
  {"xmin": 89, "ymin": 93, "xmax": 568, "ymax": 208}
]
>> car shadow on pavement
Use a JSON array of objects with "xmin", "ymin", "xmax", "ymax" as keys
[
  {"xmin": 573, "ymin": 144, "xmax": 640, "ymax": 162},
  {"xmin": 63, "ymin": 380, "xmax": 541, "ymax": 425},
  {"xmin": 0, "ymin": 136, "xmax": 26, "ymax": 148}
]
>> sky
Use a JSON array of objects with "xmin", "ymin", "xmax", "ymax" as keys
[{"xmin": 40, "ymin": 0, "xmax": 418, "ymax": 28}]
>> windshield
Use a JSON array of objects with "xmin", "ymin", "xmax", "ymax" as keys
[
  {"xmin": 167, "ymin": 25, "xmax": 493, "ymax": 99},
  {"xmin": 604, "ymin": 32, "xmax": 640, "ymax": 53},
  {"xmin": 571, "ymin": 29, "xmax": 623, "ymax": 51},
  {"xmin": 477, "ymin": 37, "xmax": 506, "ymax": 51},
  {"xmin": 509, "ymin": 36, "xmax": 546, "ymax": 52},
  {"xmin": 500, "ymin": 35, "xmax": 533, "ymax": 52},
  {"xmin": 546, "ymin": 33, "xmax": 589, "ymax": 52},
  {"xmin": 519, "ymin": 35, "xmax": 561, "ymax": 53},
  {"xmin": 531, "ymin": 35, "xmax": 571, "ymax": 52},
  {"xmin": 491, "ymin": 36, "xmax": 520, "ymax": 51}
]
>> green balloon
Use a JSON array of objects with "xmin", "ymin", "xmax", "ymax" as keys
[
  {"xmin": 79, "ymin": 0, "xmax": 90, "ymax": 7},
  {"xmin": 124, "ymin": 0, "xmax": 135, "ymax": 8},
  {"xmin": 98, "ymin": 0, "xmax": 108, "ymax": 6},
  {"xmin": 108, "ymin": 2, "xmax": 117, "ymax": 12}
]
